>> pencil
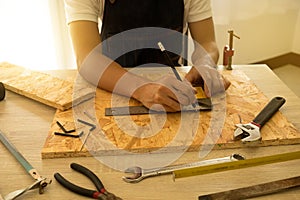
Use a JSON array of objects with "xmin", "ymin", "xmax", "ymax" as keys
[
  {"xmin": 157, "ymin": 42, "xmax": 197, "ymax": 108},
  {"xmin": 157, "ymin": 42, "xmax": 182, "ymax": 81}
]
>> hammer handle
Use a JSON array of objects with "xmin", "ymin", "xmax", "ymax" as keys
[
  {"xmin": 0, "ymin": 82, "xmax": 5, "ymax": 101},
  {"xmin": 253, "ymin": 97, "xmax": 285, "ymax": 127},
  {"xmin": 0, "ymin": 129, "xmax": 38, "ymax": 179}
]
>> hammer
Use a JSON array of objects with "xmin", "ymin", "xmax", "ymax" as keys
[
  {"xmin": 0, "ymin": 82, "xmax": 5, "ymax": 101},
  {"xmin": 234, "ymin": 97, "xmax": 286, "ymax": 142}
]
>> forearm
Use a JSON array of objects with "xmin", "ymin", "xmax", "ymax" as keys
[
  {"xmin": 188, "ymin": 17, "xmax": 219, "ymax": 67},
  {"xmin": 79, "ymin": 52, "xmax": 197, "ymax": 111},
  {"xmin": 68, "ymin": 20, "xmax": 150, "ymax": 98},
  {"xmin": 186, "ymin": 42, "xmax": 219, "ymax": 86},
  {"xmin": 185, "ymin": 17, "xmax": 230, "ymax": 95},
  {"xmin": 79, "ymin": 50, "xmax": 150, "ymax": 98},
  {"xmin": 192, "ymin": 41, "xmax": 219, "ymax": 67},
  {"xmin": 191, "ymin": 38, "xmax": 219, "ymax": 67}
]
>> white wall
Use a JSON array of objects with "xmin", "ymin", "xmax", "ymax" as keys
[
  {"xmin": 211, "ymin": 0, "xmax": 300, "ymax": 64},
  {"xmin": 1, "ymin": 1, "xmax": 299, "ymax": 69},
  {"xmin": 0, "ymin": 0, "xmax": 57, "ymax": 70},
  {"xmin": 0, "ymin": 0, "xmax": 75, "ymax": 70},
  {"xmin": 292, "ymin": 11, "xmax": 300, "ymax": 54}
]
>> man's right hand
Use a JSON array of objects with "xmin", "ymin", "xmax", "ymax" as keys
[{"xmin": 132, "ymin": 75, "xmax": 197, "ymax": 112}]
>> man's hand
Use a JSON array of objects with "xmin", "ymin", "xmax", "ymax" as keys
[
  {"xmin": 185, "ymin": 66, "xmax": 231, "ymax": 97},
  {"xmin": 132, "ymin": 75, "xmax": 197, "ymax": 112}
]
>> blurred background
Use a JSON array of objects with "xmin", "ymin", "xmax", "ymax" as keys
[{"xmin": 0, "ymin": 0, "xmax": 299, "ymax": 95}]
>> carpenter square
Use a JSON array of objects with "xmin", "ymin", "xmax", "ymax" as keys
[
  {"xmin": 234, "ymin": 96, "xmax": 286, "ymax": 142},
  {"xmin": 105, "ymin": 98, "xmax": 212, "ymax": 116},
  {"xmin": 198, "ymin": 175, "xmax": 300, "ymax": 200}
]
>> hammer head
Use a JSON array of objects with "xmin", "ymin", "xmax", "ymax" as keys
[{"xmin": 234, "ymin": 123, "xmax": 261, "ymax": 142}]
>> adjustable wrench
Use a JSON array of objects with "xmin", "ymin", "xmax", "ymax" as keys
[
  {"xmin": 123, "ymin": 154, "xmax": 245, "ymax": 183},
  {"xmin": 234, "ymin": 97, "xmax": 286, "ymax": 142}
]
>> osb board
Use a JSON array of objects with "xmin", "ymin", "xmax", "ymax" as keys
[
  {"xmin": 41, "ymin": 70, "xmax": 300, "ymax": 158},
  {"xmin": 0, "ymin": 62, "xmax": 93, "ymax": 110}
]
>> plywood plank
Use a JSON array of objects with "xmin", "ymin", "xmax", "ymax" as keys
[
  {"xmin": 0, "ymin": 62, "xmax": 94, "ymax": 110},
  {"xmin": 41, "ymin": 70, "xmax": 300, "ymax": 158}
]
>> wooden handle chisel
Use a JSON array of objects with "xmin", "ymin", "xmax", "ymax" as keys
[{"xmin": 198, "ymin": 175, "xmax": 300, "ymax": 200}]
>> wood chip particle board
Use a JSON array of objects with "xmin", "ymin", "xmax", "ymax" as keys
[
  {"xmin": 41, "ymin": 70, "xmax": 300, "ymax": 158},
  {"xmin": 0, "ymin": 62, "xmax": 94, "ymax": 110}
]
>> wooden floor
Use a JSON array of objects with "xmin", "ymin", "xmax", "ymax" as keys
[{"xmin": 273, "ymin": 64, "xmax": 300, "ymax": 97}]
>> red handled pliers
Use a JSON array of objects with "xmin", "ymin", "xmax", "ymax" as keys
[{"xmin": 54, "ymin": 163, "xmax": 122, "ymax": 200}]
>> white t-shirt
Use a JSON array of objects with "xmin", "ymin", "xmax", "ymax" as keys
[{"xmin": 64, "ymin": 0, "xmax": 212, "ymax": 32}]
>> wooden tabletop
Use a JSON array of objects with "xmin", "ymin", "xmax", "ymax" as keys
[{"xmin": 0, "ymin": 64, "xmax": 300, "ymax": 200}]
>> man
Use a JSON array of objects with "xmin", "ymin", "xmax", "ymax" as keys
[{"xmin": 64, "ymin": 0, "xmax": 230, "ymax": 112}]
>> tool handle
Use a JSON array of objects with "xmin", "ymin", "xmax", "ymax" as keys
[
  {"xmin": 198, "ymin": 175, "xmax": 300, "ymax": 200},
  {"xmin": 0, "ymin": 130, "xmax": 34, "ymax": 175},
  {"xmin": 54, "ymin": 173, "xmax": 99, "ymax": 198},
  {"xmin": 252, "ymin": 97, "xmax": 285, "ymax": 127},
  {"xmin": 0, "ymin": 82, "xmax": 5, "ymax": 101},
  {"xmin": 71, "ymin": 163, "xmax": 105, "ymax": 192}
]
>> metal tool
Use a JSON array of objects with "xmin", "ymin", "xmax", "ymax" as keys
[
  {"xmin": 77, "ymin": 119, "xmax": 96, "ymax": 131},
  {"xmin": 223, "ymin": 30, "xmax": 240, "ymax": 70},
  {"xmin": 105, "ymin": 98, "xmax": 212, "ymax": 116},
  {"xmin": 56, "ymin": 121, "xmax": 76, "ymax": 133},
  {"xmin": 54, "ymin": 121, "xmax": 84, "ymax": 138},
  {"xmin": 0, "ymin": 82, "xmax": 5, "ymax": 101},
  {"xmin": 173, "ymin": 150, "xmax": 300, "ymax": 179},
  {"xmin": 77, "ymin": 118, "xmax": 96, "ymax": 151},
  {"xmin": 0, "ymin": 129, "xmax": 51, "ymax": 199},
  {"xmin": 234, "ymin": 96, "xmax": 286, "ymax": 142},
  {"xmin": 123, "ymin": 154, "xmax": 244, "ymax": 183},
  {"xmin": 4, "ymin": 179, "xmax": 47, "ymax": 200},
  {"xmin": 54, "ymin": 131, "xmax": 84, "ymax": 138},
  {"xmin": 54, "ymin": 163, "xmax": 122, "ymax": 200},
  {"xmin": 198, "ymin": 175, "xmax": 300, "ymax": 200}
]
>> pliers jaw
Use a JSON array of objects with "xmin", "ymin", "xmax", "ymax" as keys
[{"xmin": 234, "ymin": 123, "xmax": 261, "ymax": 142}]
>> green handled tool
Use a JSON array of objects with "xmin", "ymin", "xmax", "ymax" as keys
[{"xmin": 0, "ymin": 129, "xmax": 51, "ymax": 199}]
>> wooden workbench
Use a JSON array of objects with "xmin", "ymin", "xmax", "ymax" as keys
[{"xmin": 0, "ymin": 65, "xmax": 300, "ymax": 200}]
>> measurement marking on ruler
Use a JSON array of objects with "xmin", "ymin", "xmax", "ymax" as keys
[{"xmin": 173, "ymin": 151, "xmax": 300, "ymax": 179}]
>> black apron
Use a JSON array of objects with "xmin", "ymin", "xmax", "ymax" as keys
[{"xmin": 101, "ymin": 0, "xmax": 184, "ymax": 67}]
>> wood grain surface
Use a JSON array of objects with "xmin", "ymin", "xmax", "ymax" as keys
[
  {"xmin": 1, "ymin": 65, "xmax": 300, "ymax": 200},
  {"xmin": 41, "ymin": 69, "xmax": 300, "ymax": 158},
  {"xmin": 0, "ymin": 62, "xmax": 94, "ymax": 110}
]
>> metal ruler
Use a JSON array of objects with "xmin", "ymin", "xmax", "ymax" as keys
[
  {"xmin": 105, "ymin": 98, "xmax": 212, "ymax": 116},
  {"xmin": 173, "ymin": 150, "xmax": 300, "ymax": 179}
]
